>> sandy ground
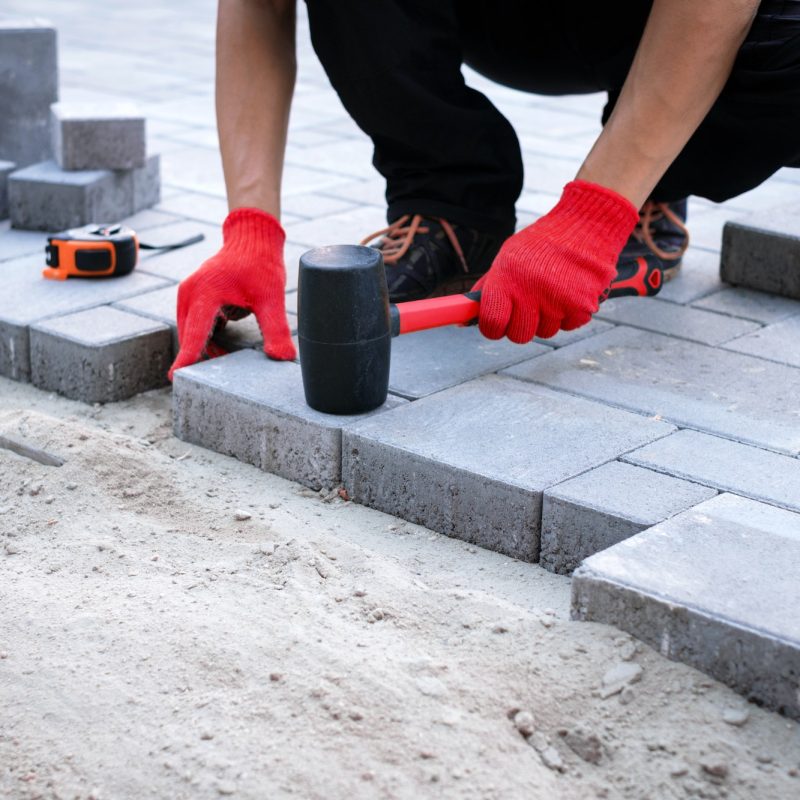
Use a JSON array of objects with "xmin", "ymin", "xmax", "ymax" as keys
[{"xmin": 0, "ymin": 377, "xmax": 798, "ymax": 800}]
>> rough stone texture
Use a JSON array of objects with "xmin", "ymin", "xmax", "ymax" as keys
[
  {"xmin": 51, "ymin": 102, "xmax": 147, "ymax": 170},
  {"xmin": 595, "ymin": 297, "xmax": 759, "ymax": 346},
  {"xmin": 693, "ymin": 286, "xmax": 800, "ymax": 324},
  {"xmin": 0, "ymin": 160, "xmax": 15, "ymax": 220},
  {"xmin": 172, "ymin": 349, "xmax": 406, "ymax": 490},
  {"xmin": 388, "ymin": 326, "xmax": 549, "ymax": 400},
  {"xmin": 502, "ymin": 326, "xmax": 800, "ymax": 455},
  {"xmin": 722, "ymin": 314, "xmax": 800, "ymax": 368},
  {"xmin": 721, "ymin": 208, "xmax": 800, "ymax": 300},
  {"xmin": 541, "ymin": 461, "xmax": 716, "ymax": 575},
  {"xmin": 572, "ymin": 493, "xmax": 800, "ymax": 720},
  {"xmin": 8, "ymin": 155, "xmax": 161, "ymax": 231},
  {"xmin": 0, "ymin": 253, "xmax": 169, "ymax": 381},
  {"xmin": 343, "ymin": 376, "xmax": 674, "ymax": 561},
  {"xmin": 623, "ymin": 428, "xmax": 800, "ymax": 513},
  {"xmin": 29, "ymin": 306, "xmax": 172, "ymax": 402},
  {"xmin": 0, "ymin": 21, "xmax": 58, "ymax": 167}
]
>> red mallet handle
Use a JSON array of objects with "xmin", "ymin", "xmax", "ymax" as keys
[{"xmin": 390, "ymin": 290, "xmax": 481, "ymax": 336}]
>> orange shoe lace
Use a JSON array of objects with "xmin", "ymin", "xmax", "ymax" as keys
[
  {"xmin": 360, "ymin": 214, "xmax": 469, "ymax": 272},
  {"xmin": 633, "ymin": 201, "xmax": 690, "ymax": 261}
]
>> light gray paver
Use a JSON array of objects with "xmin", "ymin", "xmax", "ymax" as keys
[
  {"xmin": 541, "ymin": 461, "xmax": 716, "ymax": 575},
  {"xmin": 572, "ymin": 493, "xmax": 800, "ymax": 719},
  {"xmin": 0, "ymin": 161, "xmax": 14, "ymax": 220},
  {"xmin": 51, "ymin": 103, "xmax": 147, "ymax": 170},
  {"xmin": 722, "ymin": 314, "xmax": 800, "ymax": 368},
  {"xmin": 692, "ymin": 286, "xmax": 800, "ymax": 324},
  {"xmin": 502, "ymin": 326, "xmax": 800, "ymax": 455},
  {"xmin": 0, "ymin": 21, "xmax": 58, "ymax": 167},
  {"xmin": 388, "ymin": 326, "xmax": 550, "ymax": 400},
  {"xmin": 30, "ymin": 306, "xmax": 172, "ymax": 403},
  {"xmin": 721, "ymin": 208, "xmax": 800, "ymax": 300},
  {"xmin": 135, "ymin": 220, "xmax": 222, "ymax": 281},
  {"xmin": 0, "ymin": 253, "xmax": 169, "ymax": 381},
  {"xmin": 623, "ymin": 429, "xmax": 800, "ymax": 513},
  {"xmin": 535, "ymin": 317, "xmax": 613, "ymax": 348},
  {"xmin": 342, "ymin": 376, "xmax": 674, "ymax": 560},
  {"xmin": 8, "ymin": 155, "xmax": 161, "ymax": 231},
  {"xmin": 595, "ymin": 297, "xmax": 759, "ymax": 345},
  {"xmin": 656, "ymin": 247, "xmax": 725, "ymax": 305},
  {"xmin": 172, "ymin": 349, "xmax": 406, "ymax": 490}
]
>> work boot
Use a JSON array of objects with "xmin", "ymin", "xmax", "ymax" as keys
[
  {"xmin": 360, "ymin": 214, "xmax": 507, "ymax": 303},
  {"xmin": 606, "ymin": 198, "xmax": 689, "ymax": 299}
]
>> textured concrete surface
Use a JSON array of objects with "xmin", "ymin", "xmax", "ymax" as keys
[
  {"xmin": 503, "ymin": 326, "xmax": 800, "ymax": 455},
  {"xmin": 722, "ymin": 313, "xmax": 800, "ymax": 368},
  {"xmin": 8, "ymin": 155, "xmax": 161, "ymax": 231},
  {"xmin": 572, "ymin": 493, "xmax": 800, "ymax": 719},
  {"xmin": 541, "ymin": 461, "xmax": 716, "ymax": 575},
  {"xmin": 51, "ymin": 102, "xmax": 147, "ymax": 170},
  {"xmin": 343, "ymin": 376, "xmax": 673, "ymax": 560},
  {"xmin": 623, "ymin": 428, "xmax": 800, "ymax": 513},
  {"xmin": 30, "ymin": 306, "xmax": 172, "ymax": 402},
  {"xmin": 0, "ymin": 21, "xmax": 58, "ymax": 167},
  {"xmin": 721, "ymin": 208, "xmax": 800, "ymax": 300},
  {"xmin": 693, "ymin": 286, "xmax": 800, "ymax": 324},
  {"xmin": 0, "ymin": 160, "xmax": 15, "ymax": 220},
  {"xmin": 172, "ymin": 349, "xmax": 405, "ymax": 490}
]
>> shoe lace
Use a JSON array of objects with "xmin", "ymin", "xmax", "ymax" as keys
[
  {"xmin": 633, "ymin": 201, "xmax": 690, "ymax": 261},
  {"xmin": 360, "ymin": 214, "xmax": 469, "ymax": 272}
]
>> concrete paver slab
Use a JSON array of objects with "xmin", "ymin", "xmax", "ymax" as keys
[
  {"xmin": 692, "ymin": 287, "xmax": 800, "ymax": 324},
  {"xmin": 721, "ymin": 313, "xmax": 800, "ymax": 368}
]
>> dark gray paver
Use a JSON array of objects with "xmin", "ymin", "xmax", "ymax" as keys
[
  {"xmin": 0, "ymin": 253, "xmax": 169, "ymax": 381},
  {"xmin": 342, "ymin": 376, "xmax": 674, "ymax": 560},
  {"xmin": 8, "ymin": 156, "xmax": 161, "ymax": 231},
  {"xmin": 51, "ymin": 103, "xmax": 147, "ymax": 170},
  {"xmin": 623, "ymin": 429, "xmax": 800, "ymax": 513},
  {"xmin": 721, "ymin": 314, "xmax": 800, "ymax": 368},
  {"xmin": 502, "ymin": 326, "xmax": 800, "ymax": 455},
  {"xmin": 693, "ymin": 287, "xmax": 800, "ymax": 324},
  {"xmin": 0, "ymin": 161, "xmax": 14, "ymax": 220},
  {"xmin": 541, "ymin": 461, "xmax": 716, "ymax": 575},
  {"xmin": 595, "ymin": 297, "xmax": 759, "ymax": 345},
  {"xmin": 721, "ymin": 208, "xmax": 800, "ymax": 300},
  {"xmin": 30, "ymin": 306, "xmax": 172, "ymax": 403},
  {"xmin": 172, "ymin": 349, "xmax": 406, "ymax": 490},
  {"xmin": 572, "ymin": 493, "xmax": 800, "ymax": 719},
  {"xmin": 0, "ymin": 21, "xmax": 58, "ymax": 167},
  {"xmin": 388, "ymin": 326, "xmax": 549, "ymax": 400}
]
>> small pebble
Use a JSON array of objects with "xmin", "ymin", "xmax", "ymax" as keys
[
  {"xmin": 233, "ymin": 510, "xmax": 251, "ymax": 521},
  {"xmin": 217, "ymin": 781, "xmax": 236, "ymax": 796},
  {"xmin": 353, "ymin": 588, "xmax": 367, "ymax": 597},
  {"xmin": 5, "ymin": 542, "xmax": 20, "ymax": 555},
  {"xmin": 513, "ymin": 710, "xmax": 535, "ymax": 738},
  {"xmin": 65, "ymin": 483, "xmax": 78, "ymax": 490},
  {"xmin": 700, "ymin": 757, "xmax": 729, "ymax": 779},
  {"xmin": 269, "ymin": 673, "xmax": 282, "ymax": 682},
  {"xmin": 200, "ymin": 731, "xmax": 214, "ymax": 740},
  {"xmin": 722, "ymin": 707, "xmax": 750, "ymax": 727},
  {"xmin": 366, "ymin": 608, "xmax": 385, "ymax": 623}
]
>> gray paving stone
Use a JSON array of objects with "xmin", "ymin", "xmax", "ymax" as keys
[
  {"xmin": 721, "ymin": 208, "xmax": 800, "ymax": 299},
  {"xmin": 541, "ymin": 461, "xmax": 716, "ymax": 575},
  {"xmin": 692, "ymin": 286, "xmax": 800, "ymax": 324},
  {"xmin": 535, "ymin": 317, "xmax": 613, "ymax": 348},
  {"xmin": 0, "ymin": 21, "xmax": 58, "ymax": 167},
  {"xmin": 51, "ymin": 103, "xmax": 147, "ymax": 170},
  {"xmin": 654, "ymin": 248, "xmax": 725, "ymax": 305},
  {"xmin": 343, "ymin": 376, "xmax": 674, "ymax": 560},
  {"xmin": 502, "ymin": 326, "xmax": 800, "ymax": 455},
  {"xmin": 172, "ymin": 349, "xmax": 406, "ymax": 490},
  {"xmin": 136, "ymin": 220, "xmax": 222, "ymax": 281},
  {"xmin": 595, "ymin": 297, "xmax": 760, "ymax": 345},
  {"xmin": 0, "ymin": 160, "xmax": 13, "ymax": 220},
  {"xmin": 623, "ymin": 429, "xmax": 800, "ymax": 513},
  {"xmin": 30, "ymin": 306, "xmax": 172, "ymax": 403},
  {"xmin": 0, "ymin": 253, "xmax": 169, "ymax": 382},
  {"xmin": 154, "ymin": 191, "xmax": 229, "ymax": 225},
  {"xmin": 388, "ymin": 326, "xmax": 549, "ymax": 400},
  {"xmin": 721, "ymin": 314, "xmax": 800, "ymax": 368},
  {"xmin": 285, "ymin": 206, "xmax": 386, "ymax": 248},
  {"xmin": 572, "ymin": 493, "xmax": 800, "ymax": 719},
  {"xmin": 0, "ymin": 220, "xmax": 49, "ymax": 262},
  {"xmin": 8, "ymin": 156, "xmax": 161, "ymax": 231}
]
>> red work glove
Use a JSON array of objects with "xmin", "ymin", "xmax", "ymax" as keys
[
  {"xmin": 476, "ymin": 180, "xmax": 638, "ymax": 342},
  {"xmin": 168, "ymin": 208, "xmax": 296, "ymax": 380}
]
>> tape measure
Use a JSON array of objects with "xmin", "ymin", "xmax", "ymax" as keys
[{"xmin": 43, "ymin": 223, "xmax": 204, "ymax": 281}]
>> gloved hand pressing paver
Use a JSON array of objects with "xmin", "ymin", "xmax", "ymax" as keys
[
  {"xmin": 168, "ymin": 208, "xmax": 296, "ymax": 379},
  {"xmin": 475, "ymin": 180, "xmax": 639, "ymax": 343}
]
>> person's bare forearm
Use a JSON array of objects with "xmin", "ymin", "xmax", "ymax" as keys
[
  {"xmin": 576, "ymin": 0, "xmax": 759, "ymax": 208},
  {"xmin": 216, "ymin": 0, "xmax": 296, "ymax": 217}
]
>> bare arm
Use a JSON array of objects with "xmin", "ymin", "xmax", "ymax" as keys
[
  {"xmin": 216, "ymin": 0, "xmax": 296, "ymax": 217},
  {"xmin": 576, "ymin": 0, "xmax": 759, "ymax": 208}
]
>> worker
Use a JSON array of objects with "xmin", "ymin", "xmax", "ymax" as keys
[{"xmin": 168, "ymin": 0, "xmax": 800, "ymax": 377}]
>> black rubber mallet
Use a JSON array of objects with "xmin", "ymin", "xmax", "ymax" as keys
[{"xmin": 298, "ymin": 244, "xmax": 480, "ymax": 415}]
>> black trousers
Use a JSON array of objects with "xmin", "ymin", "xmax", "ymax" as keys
[{"xmin": 305, "ymin": 1, "xmax": 800, "ymax": 235}]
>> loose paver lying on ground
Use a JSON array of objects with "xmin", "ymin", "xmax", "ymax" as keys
[
  {"xmin": 721, "ymin": 207, "xmax": 800, "ymax": 300},
  {"xmin": 342, "ymin": 375, "xmax": 673, "ymax": 560},
  {"xmin": 172, "ymin": 349, "xmax": 406, "ymax": 490},
  {"xmin": 30, "ymin": 306, "xmax": 172, "ymax": 403},
  {"xmin": 502, "ymin": 326, "xmax": 800, "ymax": 455},
  {"xmin": 572, "ymin": 493, "xmax": 800, "ymax": 719},
  {"xmin": 540, "ymin": 460, "xmax": 716, "ymax": 575}
]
